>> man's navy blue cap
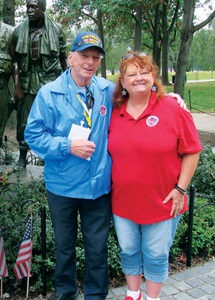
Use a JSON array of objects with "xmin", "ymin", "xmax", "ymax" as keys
[{"xmin": 71, "ymin": 31, "xmax": 105, "ymax": 54}]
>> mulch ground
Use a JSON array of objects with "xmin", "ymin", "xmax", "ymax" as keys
[{"xmin": 198, "ymin": 131, "xmax": 215, "ymax": 147}]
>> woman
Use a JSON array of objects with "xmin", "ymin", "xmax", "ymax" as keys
[{"xmin": 108, "ymin": 52, "xmax": 202, "ymax": 300}]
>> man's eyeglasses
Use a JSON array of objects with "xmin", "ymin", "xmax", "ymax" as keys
[{"xmin": 122, "ymin": 52, "xmax": 148, "ymax": 60}]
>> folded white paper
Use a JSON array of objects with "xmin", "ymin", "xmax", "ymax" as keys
[
  {"xmin": 68, "ymin": 124, "xmax": 91, "ymax": 140},
  {"xmin": 68, "ymin": 124, "xmax": 91, "ymax": 161}
]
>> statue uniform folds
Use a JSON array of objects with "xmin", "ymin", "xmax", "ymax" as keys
[
  {"xmin": 11, "ymin": 0, "xmax": 67, "ymax": 172},
  {"xmin": 0, "ymin": 22, "xmax": 14, "ymax": 147},
  {"xmin": 13, "ymin": 15, "xmax": 66, "ymax": 95}
]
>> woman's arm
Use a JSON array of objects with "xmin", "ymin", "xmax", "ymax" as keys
[{"xmin": 177, "ymin": 153, "xmax": 200, "ymax": 190}]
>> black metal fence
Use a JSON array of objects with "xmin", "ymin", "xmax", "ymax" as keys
[
  {"xmin": 187, "ymin": 185, "xmax": 215, "ymax": 267},
  {"xmin": 188, "ymin": 89, "xmax": 215, "ymax": 115}
]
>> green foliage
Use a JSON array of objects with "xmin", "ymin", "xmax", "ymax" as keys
[
  {"xmin": 191, "ymin": 145, "xmax": 215, "ymax": 195},
  {"xmin": 107, "ymin": 223, "xmax": 122, "ymax": 276},
  {"xmin": 0, "ymin": 179, "xmax": 53, "ymax": 290},
  {"xmin": 170, "ymin": 145, "xmax": 215, "ymax": 260},
  {"xmin": 171, "ymin": 197, "xmax": 215, "ymax": 260},
  {"xmin": 0, "ymin": 179, "xmax": 121, "ymax": 292},
  {"xmin": 0, "ymin": 0, "xmax": 3, "ymax": 19},
  {"xmin": 190, "ymin": 27, "xmax": 215, "ymax": 71}
]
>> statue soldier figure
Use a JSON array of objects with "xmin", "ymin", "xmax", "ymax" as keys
[
  {"xmin": 11, "ymin": 0, "xmax": 68, "ymax": 172},
  {"xmin": 0, "ymin": 22, "xmax": 14, "ymax": 149}
]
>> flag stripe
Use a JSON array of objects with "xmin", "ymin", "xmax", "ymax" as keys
[
  {"xmin": 0, "ymin": 232, "xmax": 8, "ymax": 279},
  {"xmin": 13, "ymin": 261, "xmax": 31, "ymax": 279},
  {"xmin": 13, "ymin": 218, "xmax": 33, "ymax": 281}
]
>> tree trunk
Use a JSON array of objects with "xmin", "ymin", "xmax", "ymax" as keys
[
  {"xmin": 156, "ymin": 46, "xmax": 161, "ymax": 71},
  {"xmin": 97, "ymin": 10, "xmax": 106, "ymax": 79},
  {"xmin": 161, "ymin": 2, "xmax": 169, "ymax": 85},
  {"xmin": 152, "ymin": 4, "xmax": 160, "ymax": 66},
  {"xmin": 174, "ymin": 1, "xmax": 215, "ymax": 97},
  {"xmin": 174, "ymin": 0, "xmax": 195, "ymax": 98},
  {"xmin": 134, "ymin": 4, "xmax": 142, "ymax": 51},
  {"xmin": 3, "ymin": 0, "xmax": 15, "ymax": 26}
]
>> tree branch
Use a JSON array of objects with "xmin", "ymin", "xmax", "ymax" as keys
[{"xmin": 193, "ymin": 10, "xmax": 215, "ymax": 32}]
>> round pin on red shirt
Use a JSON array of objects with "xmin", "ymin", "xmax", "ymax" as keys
[{"xmin": 146, "ymin": 116, "xmax": 159, "ymax": 127}]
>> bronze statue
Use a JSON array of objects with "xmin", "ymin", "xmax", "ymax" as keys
[
  {"xmin": 0, "ymin": 22, "xmax": 15, "ymax": 149},
  {"xmin": 11, "ymin": 0, "xmax": 68, "ymax": 172}
]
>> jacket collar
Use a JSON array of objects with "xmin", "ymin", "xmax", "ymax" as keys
[{"xmin": 49, "ymin": 68, "xmax": 112, "ymax": 94}]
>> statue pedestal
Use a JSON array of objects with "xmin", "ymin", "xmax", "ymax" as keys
[{"xmin": 0, "ymin": 164, "xmax": 44, "ymax": 185}]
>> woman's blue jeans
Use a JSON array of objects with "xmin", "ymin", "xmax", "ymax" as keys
[{"xmin": 113, "ymin": 214, "xmax": 181, "ymax": 282}]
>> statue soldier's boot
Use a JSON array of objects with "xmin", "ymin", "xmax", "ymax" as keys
[{"xmin": 13, "ymin": 148, "xmax": 28, "ymax": 173}]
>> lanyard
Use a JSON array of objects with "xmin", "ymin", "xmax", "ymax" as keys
[
  {"xmin": 68, "ymin": 83, "xmax": 94, "ymax": 128},
  {"xmin": 76, "ymin": 93, "xmax": 92, "ymax": 128}
]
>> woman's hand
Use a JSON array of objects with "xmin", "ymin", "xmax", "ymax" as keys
[{"xmin": 163, "ymin": 188, "xmax": 185, "ymax": 217}]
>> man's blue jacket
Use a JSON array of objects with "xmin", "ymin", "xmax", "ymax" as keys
[{"xmin": 25, "ymin": 69, "xmax": 115, "ymax": 199}]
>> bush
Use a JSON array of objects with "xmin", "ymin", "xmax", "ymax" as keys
[
  {"xmin": 170, "ymin": 199, "xmax": 215, "ymax": 260},
  {"xmin": 0, "ymin": 180, "xmax": 122, "ymax": 293},
  {"xmin": 0, "ymin": 180, "xmax": 55, "ymax": 291},
  {"xmin": 170, "ymin": 145, "xmax": 215, "ymax": 260},
  {"xmin": 191, "ymin": 144, "xmax": 215, "ymax": 195}
]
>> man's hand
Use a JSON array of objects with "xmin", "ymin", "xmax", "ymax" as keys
[{"xmin": 71, "ymin": 139, "xmax": 96, "ymax": 160}]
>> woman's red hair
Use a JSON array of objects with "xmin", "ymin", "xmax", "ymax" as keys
[{"xmin": 112, "ymin": 52, "xmax": 166, "ymax": 107}]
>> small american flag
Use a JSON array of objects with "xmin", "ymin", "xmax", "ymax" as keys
[
  {"xmin": 0, "ymin": 228, "xmax": 8, "ymax": 279},
  {"xmin": 13, "ymin": 217, "xmax": 33, "ymax": 280}
]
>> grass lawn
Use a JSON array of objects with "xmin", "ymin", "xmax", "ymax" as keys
[
  {"xmin": 169, "ymin": 71, "xmax": 215, "ymax": 81},
  {"xmin": 166, "ymin": 81, "xmax": 215, "ymax": 113}
]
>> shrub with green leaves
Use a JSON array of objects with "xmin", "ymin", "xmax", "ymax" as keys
[
  {"xmin": 0, "ymin": 179, "xmax": 55, "ymax": 291},
  {"xmin": 170, "ymin": 145, "xmax": 215, "ymax": 260},
  {"xmin": 191, "ymin": 144, "xmax": 215, "ymax": 195},
  {"xmin": 0, "ymin": 179, "xmax": 121, "ymax": 292},
  {"xmin": 170, "ymin": 199, "xmax": 215, "ymax": 260}
]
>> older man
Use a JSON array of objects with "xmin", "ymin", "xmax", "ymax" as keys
[{"xmin": 11, "ymin": 0, "xmax": 67, "ymax": 172}]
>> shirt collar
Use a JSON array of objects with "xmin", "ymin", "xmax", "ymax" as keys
[{"xmin": 119, "ymin": 92, "xmax": 157, "ymax": 119}]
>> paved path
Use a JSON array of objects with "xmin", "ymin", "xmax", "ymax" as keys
[
  {"xmin": 105, "ymin": 260, "xmax": 215, "ymax": 300},
  {"xmin": 35, "ymin": 260, "xmax": 214, "ymax": 300},
  {"xmin": 191, "ymin": 113, "xmax": 215, "ymax": 134}
]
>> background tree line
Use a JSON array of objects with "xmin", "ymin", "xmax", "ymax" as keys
[{"xmin": 0, "ymin": 0, "xmax": 215, "ymax": 98}]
